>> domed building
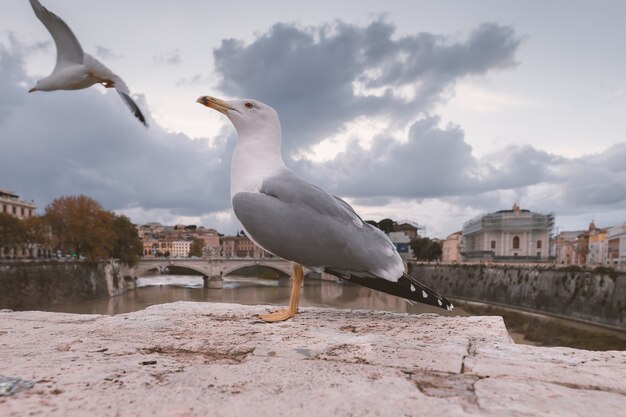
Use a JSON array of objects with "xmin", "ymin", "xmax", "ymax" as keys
[{"xmin": 460, "ymin": 202, "xmax": 555, "ymax": 263}]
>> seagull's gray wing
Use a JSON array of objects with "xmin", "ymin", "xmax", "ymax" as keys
[
  {"xmin": 29, "ymin": 0, "xmax": 84, "ymax": 70},
  {"xmin": 232, "ymin": 170, "xmax": 403, "ymax": 280},
  {"xmin": 232, "ymin": 170, "xmax": 454, "ymax": 310}
]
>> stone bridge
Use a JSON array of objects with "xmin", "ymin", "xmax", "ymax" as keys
[{"xmin": 129, "ymin": 257, "xmax": 311, "ymax": 287}]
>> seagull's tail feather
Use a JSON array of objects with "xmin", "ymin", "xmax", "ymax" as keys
[
  {"xmin": 117, "ymin": 90, "xmax": 148, "ymax": 127},
  {"xmin": 325, "ymin": 269, "xmax": 454, "ymax": 311}
]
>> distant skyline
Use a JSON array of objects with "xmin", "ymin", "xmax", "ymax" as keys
[{"xmin": 1, "ymin": 1, "xmax": 625, "ymax": 237}]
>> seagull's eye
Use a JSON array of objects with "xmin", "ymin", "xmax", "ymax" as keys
[{"xmin": 245, "ymin": 102, "xmax": 254, "ymax": 109}]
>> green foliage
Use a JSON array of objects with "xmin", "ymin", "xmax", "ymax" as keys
[
  {"xmin": 378, "ymin": 218, "xmax": 396, "ymax": 234},
  {"xmin": 0, "ymin": 213, "xmax": 26, "ymax": 251},
  {"xmin": 410, "ymin": 236, "xmax": 442, "ymax": 261},
  {"xmin": 189, "ymin": 238, "xmax": 204, "ymax": 258},
  {"xmin": 111, "ymin": 214, "xmax": 143, "ymax": 266},
  {"xmin": 593, "ymin": 266, "xmax": 618, "ymax": 280}
]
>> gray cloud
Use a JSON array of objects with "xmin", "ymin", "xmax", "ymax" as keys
[
  {"xmin": 94, "ymin": 45, "xmax": 124, "ymax": 60},
  {"xmin": 214, "ymin": 20, "xmax": 521, "ymax": 155},
  {"xmin": 0, "ymin": 42, "xmax": 231, "ymax": 218},
  {"xmin": 153, "ymin": 48, "xmax": 181, "ymax": 66},
  {"xmin": 1, "ymin": 19, "xmax": 623, "ymax": 236},
  {"xmin": 176, "ymin": 73, "xmax": 211, "ymax": 88}
]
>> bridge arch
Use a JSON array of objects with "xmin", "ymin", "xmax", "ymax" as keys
[
  {"xmin": 133, "ymin": 262, "xmax": 211, "ymax": 277},
  {"xmin": 221, "ymin": 262, "xmax": 293, "ymax": 277}
]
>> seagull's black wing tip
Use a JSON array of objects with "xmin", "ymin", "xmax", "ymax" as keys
[
  {"xmin": 117, "ymin": 90, "xmax": 148, "ymax": 127},
  {"xmin": 326, "ymin": 269, "xmax": 454, "ymax": 312}
]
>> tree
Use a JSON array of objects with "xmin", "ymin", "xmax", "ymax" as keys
[
  {"xmin": 111, "ymin": 214, "xmax": 142, "ymax": 266},
  {"xmin": 378, "ymin": 218, "xmax": 396, "ymax": 234},
  {"xmin": 44, "ymin": 195, "xmax": 114, "ymax": 262},
  {"xmin": 410, "ymin": 237, "xmax": 442, "ymax": 261},
  {"xmin": 189, "ymin": 238, "xmax": 204, "ymax": 258},
  {"xmin": 0, "ymin": 213, "xmax": 26, "ymax": 256}
]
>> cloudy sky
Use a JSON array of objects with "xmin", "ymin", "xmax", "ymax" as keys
[{"xmin": 1, "ymin": 0, "xmax": 625, "ymax": 237}]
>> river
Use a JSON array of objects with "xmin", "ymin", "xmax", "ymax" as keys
[{"xmin": 45, "ymin": 274, "xmax": 626, "ymax": 351}]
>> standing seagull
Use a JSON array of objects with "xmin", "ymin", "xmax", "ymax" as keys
[
  {"xmin": 27, "ymin": 0, "xmax": 147, "ymax": 126},
  {"xmin": 197, "ymin": 96, "xmax": 453, "ymax": 322}
]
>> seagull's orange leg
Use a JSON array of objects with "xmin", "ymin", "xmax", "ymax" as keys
[{"xmin": 259, "ymin": 263, "xmax": 303, "ymax": 323}]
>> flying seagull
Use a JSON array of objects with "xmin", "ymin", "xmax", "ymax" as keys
[
  {"xmin": 27, "ymin": 0, "xmax": 147, "ymax": 126},
  {"xmin": 197, "ymin": 96, "xmax": 453, "ymax": 322}
]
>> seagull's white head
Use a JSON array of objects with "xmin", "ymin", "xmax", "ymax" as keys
[
  {"xmin": 28, "ymin": 78, "xmax": 53, "ymax": 93},
  {"xmin": 196, "ymin": 96, "xmax": 281, "ymax": 139}
]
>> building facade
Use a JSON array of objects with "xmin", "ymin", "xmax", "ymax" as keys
[
  {"xmin": 0, "ymin": 188, "xmax": 40, "ymax": 259},
  {"xmin": 442, "ymin": 231, "xmax": 462, "ymax": 263},
  {"xmin": 554, "ymin": 231, "xmax": 583, "ymax": 265},
  {"xmin": 606, "ymin": 223, "xmax": 626, "ymax": 266},
  {"xmin": 0, "ymin": 188, "xmax": 36, "ymax": 220},
  {"xmin": 221, "ymin": 235, "xmax": 272, "ymax": 258},
  {"xmin": 171, "ymin": 241, "xmax": 192, "ymax": 258},
  {"xmin": 461, "ymin": 203, "xmax": 554, "ymax": 263},
  {"xmin": 388, "ymin": 231, "xmax": 411, "ymax": 261},
  {"xmin": 586, "ymin": 222, "xmax": 608, "ymax": 266}
]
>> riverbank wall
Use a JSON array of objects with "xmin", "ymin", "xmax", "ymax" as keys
[
  {"xmin": 408, "ymin": 263, "xmax": 626, "ymax": 329},
  {"xmin": 0, "ymin": 260, "xmax": 127, "ymax": 310}
]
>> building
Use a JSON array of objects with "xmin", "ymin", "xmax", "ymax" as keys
[
  {"xmin": 0, "ymin": 188, "xmax": 41, "ymax": 259},
  {"xmin": 393, "ymin": 221, "xmax": 420, "ymax": 240},
  {"xmin": 442, "ymin": 231, "xmax": 462, "ymax": 263},
  {"xmin": 554, "ymin": 231, "xmax": 584, "ymax": 265},
  {"xmin": 221, "ymin": 234, "xmax": 272, "ymax": 258},
  {"xmin": 606, "ymin": 223, "xmax": 626, "ymax": 267},
  {"xmin": 586, "ymin": 222, "xmax": 608, "ymax": 265},
  {"xmin": 461, "ymin": 203, "xmax": 554, "ymax": 263},
  {"xmin": 388, "ymin": 231, "xmax": 411, "ymax": 261},
  {"xmin": 171, "ymin": 240, "xmax": 192, "ymax": 258},
  {"xmin": 0, "ymin": 188, "xmax": 36, "ymax": 220}
]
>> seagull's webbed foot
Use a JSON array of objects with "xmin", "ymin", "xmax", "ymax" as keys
[
  {"xmin": 101, "ymin": 80, "xmax": 115, "ymax": 88},
  {"xmin": 258, "ymin": 308, "xmax": 296, "ymax": 323},
  {"xmin": 258, "ymin": 263, "xmax": 303, "ymax": 324}
]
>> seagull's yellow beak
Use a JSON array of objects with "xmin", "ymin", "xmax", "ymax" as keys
[{"xmin": 196, "ymin": 96, "xmax": 234, "ymax": 114}]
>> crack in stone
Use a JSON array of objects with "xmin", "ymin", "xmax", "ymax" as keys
[
  {"xmin": 460, "ymin": 338, "xmax": 476, "ymax": 374},
  {"xmin": 139, "ymin": 346, "xmax": 254, "ymax": 364}
]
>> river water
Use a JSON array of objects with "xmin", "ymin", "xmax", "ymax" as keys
[{"xmin": 46, "ymin": 275, "xmax": 626, "ymax": 351}]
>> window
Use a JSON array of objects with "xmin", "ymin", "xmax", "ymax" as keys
[
  {"xmin": 12, "ymin": 206, "xmax": 16, "ymax": 214},
  {"xmin": 491, "ymin": 240, "xmax": 496, "ymax": 249},
  {"xmin": 537, "ymin": 251, "xmax": 541, "ymax": 257},
  {"xmin": 537, "ymin": 240, "xmax": 542, "ymax": 249},
  {"xmin": 21, "ymin": 207, "xmax": 24, "ymax": 216},
  {"xmin": 513, "ymin": 236, "xmax": 520, "ymax": 249}
]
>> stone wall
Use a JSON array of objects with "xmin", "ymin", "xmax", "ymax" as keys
[
  {"xmin": 0, "ymin": 260, "xmax": 125, "ymax": 310},
  {"xmin": 408, "ymin": 263, "xmax": 626, "ymax": 329}
]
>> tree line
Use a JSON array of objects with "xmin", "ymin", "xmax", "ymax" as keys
[
  {"xmin": 367, "ymin": 218, "xmax": 442, "ymax": 261},
  {"xmin": 0, "ymin": 195, "xmax": 142, "ymax": 265}
]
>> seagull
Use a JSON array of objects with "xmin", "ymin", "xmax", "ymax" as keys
[
  {"xmin": 27, "ymin": 0, "xmax": 147, "ymax": 126},
  {"xmin": 197, "ymin": 95, "xmax": 453, "ymax": 322}
]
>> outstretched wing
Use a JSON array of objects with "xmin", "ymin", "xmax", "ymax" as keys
[
  {"xmin": 232, "ymin": 170, "xmax": 404, "ymax": 281},
  {"xmin": 83, "ymin": 54, "xmax": 148, "ymax": 127},
  {"xmin": 117, "ymin": 91, "xmax": 147, "ymax": 127},
  {"xmin": 29, "ymin": 0, "xmax": 83, "ymax": 70}
]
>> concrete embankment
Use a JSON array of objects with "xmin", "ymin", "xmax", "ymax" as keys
[
  {"xmin": 0, "ymin": 260, "xmax": 126, "ymax": 310},
  {"xmin": 1, "ymin": 302, "xmax": 624, "ymax": 417},
  {"xmin": 408, "ymin": 263, "xmax": 626, "ymax": 329}
]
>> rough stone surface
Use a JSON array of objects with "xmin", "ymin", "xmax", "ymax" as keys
[{"xmin": 0, "ymin": 302, "xmax": 624, "ymax": 417}]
